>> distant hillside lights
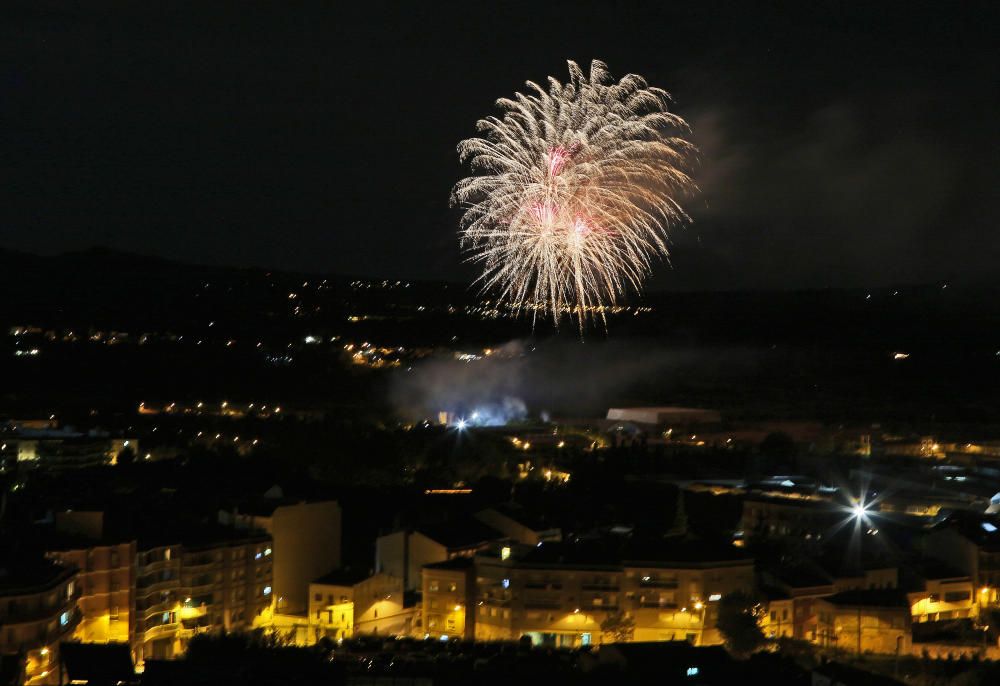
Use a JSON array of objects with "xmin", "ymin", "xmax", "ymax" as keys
[{"xmin": 137, "ymin": 399, "xmax": 283, "ymax": 420}]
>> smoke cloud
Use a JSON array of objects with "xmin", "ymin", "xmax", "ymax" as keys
[{"xmin": 389, "ymin": 338, "xmax": 761, "ymax": 423}]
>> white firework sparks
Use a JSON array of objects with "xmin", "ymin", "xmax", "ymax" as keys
[{"xmin": 452, "ymin": 59, "xmax": 698, "ymax": 331}]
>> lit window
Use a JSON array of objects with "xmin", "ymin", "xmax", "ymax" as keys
[
  {"xmin": 501, "ymin": 546, "xmax": 511, "ymax": 561},
  {"xmin": 60, "ymin": 612, "xmax": 71, "ymax": 627},
  {"xmin": 264, "ymin": 548, "xmax": 272, "ymax": 556},
  {"xmin": 263, "ymin": 586, "xmax": 272, "ymax": 596},
  {"xmin": 502, "ymin": 578, "xmax": 510, "ymax": 589}
]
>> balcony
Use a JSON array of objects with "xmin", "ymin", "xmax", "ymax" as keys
[
  {"xmin": 523, "ymin": 600, "xmax": 562, "ymax": 610},
  {"xmin": 10, "ymin": 606, "xmax": 81, "ymax": 653},
  {"xmin": 144, "ymin": 622, "xmax": 180, "ymax": 640},
  {"xmin": 638, "ymin": 601, "xmax": 679, "ymax": 609},
  {"xmin": 1, "ymin": 594, "xmax": 80, "ymax": 625},
  {"xmin": 136, "ymin": 578, "xmax": 180, "ymax": 595},
  {"xmin": 140, "ymin": 601, "xmax": 174, "ymax": 619},
  {"xmin": 183, "ymin": 559, "xmax": 221, "ymax": 574},
  {"xmin": 637, "ymin": 579, "xmax": 679, "ymax": 589},
  {"xmin": 581, "ymin": 583, "xmax": 620, "ymax": 591},
  {"xmin": 138, "ymin": 558, "xmax": 176, "ymax": 575},
  {"xmin": 480, "ymin": 597, "xmax": 511, "ymax": 607}
]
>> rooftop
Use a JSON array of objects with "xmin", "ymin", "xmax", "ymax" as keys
[
  {"xmin": 821, "ymin": 589, "xmax": 910, "ymax": 609},
  {"xmin": 312, "ymin": 568, "xmax": 371, "ymax": 587},
  {"xmin": 497, "ymin": 534, "xmax": 750, "ymax": 570},
  {"xmin": 424, "ymin": 557, "xmax": 475, "ymax": 571},
  {"xmin": 934, "ymin": 511, "xmax": 1000, "ymax": 552},
  {"xmin": 763, "ymin": 562, "xmax": 833, "ymax": 590},
  {"xmin": 481, "ymin": 503, "xmax": 557, "ymax": 533},
  {"xmin": 0, "ymin": 555, "xmax": 75, "ymax": 596},
  {"xmin": 607, "ymin": 407, "xmax": 718, "ymax": 414},
  {"xmin": 416, "ymin": 519, "xmax": 504, "ymax": 550}
]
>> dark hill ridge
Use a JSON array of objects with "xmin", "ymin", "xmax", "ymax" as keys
[{"xmin": 3, "ymin": 247, "xmax": 1000, "ymax": 359}]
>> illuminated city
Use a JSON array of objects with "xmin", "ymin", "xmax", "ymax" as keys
[{"xmin": 0, "ymin": 2, "xmax": 998, "ymax": 685}]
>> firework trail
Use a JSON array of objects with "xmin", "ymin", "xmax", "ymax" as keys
[{"xmin": 452, "ymin": 59, "xmax": 697, "ymax": 332}]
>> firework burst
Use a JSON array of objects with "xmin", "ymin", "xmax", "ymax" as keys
[{"xmin": 452, "ymin": 59, "xmax": 698, "ymax": 332}]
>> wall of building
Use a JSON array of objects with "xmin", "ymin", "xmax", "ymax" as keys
[
  {"xmin": 376, "ymin": 531, "xmax": 447, "ymax": 592},
  {"xmin": 909, "ymin": 578, "xmax": 975, "ymax": 623},
  {"xmin": 816, "ymin": 602, "xmax": 911, "ymax": 655},
  {"xmin": 422, "ymin": 568, "xmax": 473, "ymax": 639},
  {"xmin": 49, "ymin": 541, "xmax": 136, "ymax": 647},
  {"xmin": 474, "ymin": 509, "xmax": 558, "ymax": 546},
  {"xmin": 134, "ymin": 538, "xmax": 272, "ymax": 664},
  {"xmin": 762, "ymin": 598, "xmax": 794, "ymax": 639},
  {"xmin": 353, "ymin": 574, "xmax": 407, "ymax": 636},
  {"xmin": 266, "ymin": 501, "xmax": 342, "ymax": 614},
  {"xmin": 0, "ymin": 570, "xmax": 81, "ymax": 685},
  {"xmin": 471, "ymin": 558, "xmax": 753, "ymax": 648},
  {"xmin": 307, "ymin": 574, "xmax": 409, "ymax": 641},
  {"xmin": 833, "ymin": 568, "xmax": 899, "ymax": 593}
]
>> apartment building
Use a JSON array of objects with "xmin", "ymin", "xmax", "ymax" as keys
[
  {"xmin": 135, "ymin": 527, "xmax": 273, "ymax": 662},
  {"xmin": 421, "ymin": 557, "xmax": 476, "ymax": 640},
  {"xmin": 922, "ymin": 512, "xmax": 1000, "ymax": 606},
  {"xmin": 223, "ymin": 499, "xmax": 341, "ymax": 614},
  {"xmin": 46, "ymin": 536, "xmax": 136, "ymax": 648},
  {"xmin": 42, "ymin": 510, "xmax": 272, "ymax": 663},
  {"xmin": 308, "ymin": 570, "xmax": 410, "ymax": 640},
  {"xmin": 423, "ymin": 537, "xmax": 754, "ymax": 648},
  {"xmin": 907, "ymin": 564, "xmax": 975, "ymax": 624},
  {"xmin": 0, "ymin": 557, "xmax": 81, "ymax": 684}
]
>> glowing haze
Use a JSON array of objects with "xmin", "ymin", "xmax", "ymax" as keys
[{"xmin": 452, "ymin": 59, "xmax": 698, "ymax": 331}]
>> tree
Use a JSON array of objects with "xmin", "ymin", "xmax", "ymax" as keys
[
  {"xmin": 757, "ymin": 431, "xmax": 798, "ymax": 475},
  {"xmin": 717, "ymin": 592, "xmax": 766, "ymax": 656},
  {"xmin": 759, "ymin": 432, "xmax": 796, "ymax": 458},
  {"xmin": 115, "ymin": 446, "xmax": 135, "ymax": 466},
  {"xmin": 600, "ymin": 610, "xmax": 635, "ymax": 643}
]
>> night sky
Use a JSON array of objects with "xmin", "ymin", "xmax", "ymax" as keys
[{"xmin": 2, "ymin": 1, "xmax": 997, "ymax": 290}]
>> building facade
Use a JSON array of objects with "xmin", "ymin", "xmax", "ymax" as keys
[
  {"xmin": 226, "ymin": 499, "xmax": 341, "ymax": 614},
  {"xmin": 308, "ymin": 571, "xmax": 410, "ymax": 641},
  {"xmin": 814, "ymin": 590, "xmax": 911, "ymax": 655},
  {"xmin": 47, "ymin": 539, "xmax": 136, "ymax": 648},
  {"xmin": 0, "ymin": 560, "xmax": 81, "ymax": 684},
  {"xmin": 422, "ymin": 541, "xmax": 754, "ymax": 648},
  {"xmin": 134, "ymin": 534, "xmax": 272, "ymax": 663}
]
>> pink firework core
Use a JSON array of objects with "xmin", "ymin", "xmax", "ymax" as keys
[
  {"xmin": 546, "ymin": 146, "xmax": 571, "ymax": 177},
  {"xmin": 529, "ymin": 201, "xmax": 558, "ymax": 227},
  {"xmin": 571, "ymin": 217, "xmax": 592, "ymax": 237}
]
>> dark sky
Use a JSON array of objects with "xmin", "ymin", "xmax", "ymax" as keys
[{"xmin": 2, "ymin": 0, "xmax": 997, "ymax": 290}]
